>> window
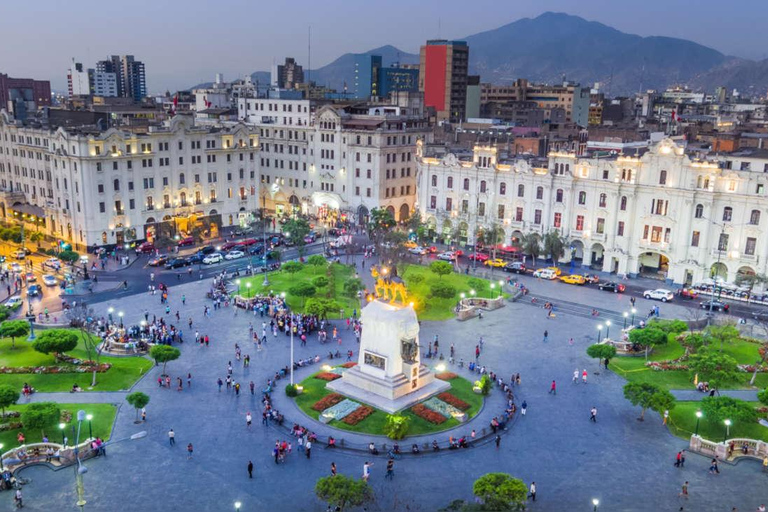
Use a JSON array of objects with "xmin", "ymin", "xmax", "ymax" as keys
[
  {"xmin": 445, "ymin": 198, "xmax": 453, "ymax": 211},
  {"xmin": 97, "ymin": 184, "xmax": 104, "ymax": 194},
  {"xmin": 534, "ymin": 209, "xmax": 542, "ymax": 225},
  {"xmin": 716, "ymin": 233, "xmax": 729, "ymax": 251},
  {"xmin": 478, "ymin": 202, "xmax": 486, "ymax": 216},
  {"xmin": 180, "ymin": 192, "xmax": 187, "ymax": 207},
  {"xmin": 555, "ymin": 189, "xmax": 563, "ymax": 202},
  {"xmin": 99, "ymin": 202, "xmax": 105, "ymax": 213},
  {"xmin": 515, "ymin": 207, "xmax": 523, "ymax": 222},
  {"xmin": 578, "ymin": 191, "xmax": 586, "ymax": 205},
  {"xmin": 179, "ymin": 173, "xmax": 185, "ymax": 185},
  {"xmin": 602, "ymin": 169, "xmax": 609, "ymax": 180},
  {"xmin": 740, "ymin": 162, "xmax": 751, "ymax": 171},
  {"xmin": 480, "ymin": 181, "xmax": 486, "ymax": 193},
  {"xmin": 691, "ymin": 231, "xmax": 700, "ymax": 247},
  {"xmin": 430, "ymin": 196, "xmax": 436, "ymax": 209},
  {"xmin": 620, "ymin": 196, "xmax": 627, "ymax": 211},
  {"xmin": 617, "ymin": 221, "xmax": 625, "ymax": 237},
  {"xmin": 750, "ymin": 209, "xmax": 761, "ymax": 225},
  {"xmin": 596, "ymin": 218, "xmax": 605, "ymax": 234},
  {"xmin": 447, "ymin": 177, "xmax": 453, "ymax": 188},
  {"xmin": 461, "ymin": 200, "xmax": 469, "ymax": 213},
  {"xmin": 745, "ymin": 237, "xmax": 757, "ymax": 256},
  {"xmin": 431, "ymin": 175, "xmax": 437, "ymax": 187},
  {"xmin": 651, "ymin": 226, "xmax": 662, "ymax": 243},
  {"xmin": 146, "ymin": 196, "xmax": 154, "ymax": 210},
  {"xmin": 536, "ymin": 186, "xmax": 543, "ymax": 200},
  {"xmin": 497, "ymin": 204, "xmax": 505, "ymax": 219},
  {"xmin": 599, "ymin": 193, "xmax": 607, "ymax": 208},
  {"xmin": 163, "ymin": 194, "xmax": 171, "ymax": 208},
  {"xmin": 652, "ymin": 199, "xmax": 668, "ymax": 216},
  {"xmin": 113, "ymin": 179, "xmax": 120, "ymax": 191},
  {"xmin": 499, "ymin": 182, "xmax": 506, "ymax": 195},
  {"xmin": 553, "ymin": 212, "xmax": 562, "ymax": 228},
  {"xmin": 659, "ymin": 170, "xmax": 667, "ymax": 185},
  {"xmin": 695, "ymin": 204, "xmax": 703, "ymax": 218},
  {"xmin": 723, "ymin": 206, "xmax": 733, "ymax": 222},
  {"xmin": 643, "ymin": 225, "xmax": 649, "ymax": 240},
  {"xmin": 463, "ymin": 178, "xmax": 470, "ymax": 191},
  {"xmin": 517, "ymin": 184, "xmax": 524, "ymax": 197},
  {"xmin": 758, "ymin": 184, "xmax": 764, "ymax": 195},
  {"xmin": 575, "ymin": 215, "xmax": 584, "ymax": 231},
  {"xmin": 129, "ymin": 199, "xmax": 135, "ymax": 210}
]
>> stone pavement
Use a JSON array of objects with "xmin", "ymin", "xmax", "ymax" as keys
[{"xmin": 7, "ymin": 254, "xmax": 768, "ymax": 511}]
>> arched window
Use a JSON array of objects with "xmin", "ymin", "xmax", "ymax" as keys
[
  {"xmin": 659, "ymin": 170, "xmax": 667, "ymax": 185},
  {"xmin": 431, "ymin": 175, "xmax": 437, "ymax": 187},
  {"xmin": 463, "ymin": 178, "xmax": 470, "ymax": 191},
  {"xmin": 499, "ymin": 182, "xmax": 506, "ymax": 195},
  {"xmin": 113, "ymin": 179, "xmax": 120, "ymax": 191},
  {"xmin": 517, "ymin": 184, "xmax": 525, "ymax": 197},
  {"xmin": 750, "ymin": 209, "xmax": 761, "ymax": 225},
  {"xmin": 695, "ymin": 204, "xmax": 703, "ymax": 218},
  {"xmin": 146, "ymin": 196, "xmax": 154, "ymax": 210},
  {"xmin": 447, "ymin": 176, "xmax": 453, "ymax": 188},
  {"xmin": 578, "ymin": 191, "xmax": 586, "ymax": 205},
  {"xmin": 555, "ymin": 189, "xmax": 563, "ymax": 202},
  {"xmin": 555, "ymin": 163, "xmax": 561, "ymax": 174},
  {"xmin": 536, "ymin": 186, "xmax": 543, "ymax": 200},
  {"xmin": 480, "ymin": 180, "xmax": 487, "ymax": 193},
  {"xmin": 180, "ymin": 192, "xmax": 187, "ymax": 207},
  {"xmin": 179, "ymin": 173, "xmax": 185, "ymax": 185},
  {"xmin": 696, "ymin": 176, "xmax": 703, "ymax": 188},
  {"xmin": 599, "ymin": 193, "xmax": 607, "ymax": 208},
  {"xmin": 565, "ymin": 164, "xmax": 570, "ymax": 173},
  {"xmin": 620, "ymin": 196, "xmax": 627, "ymax": 211},
  {"xmin": 723, "ymin": 206, "xmax": 733, "ymax": 222},
  {"xmin": 195, "ymin": 191, "xmax": 202, "ymax": 205}
]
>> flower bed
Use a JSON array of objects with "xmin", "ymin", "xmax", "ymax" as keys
[
  {"xmin": 436, "ymin": 372, "xmax": 458, "ymax": 380},
  {"xmin": 340, "ymin": 362, "xmax": 357, "ymax": 368},
  {"xmin": 423, "ymin": 397, "xmax": 462, "ymax": 418},
  {"xmin": 437, "ymin": 392, "xmax": 470, "ymax": 411},
  {"xmin": 323, "ymin": 399, "xmax": 363, "ymax": 421},
  {"xmin": 411, "ymin": 403, "xmax": 447, "ymax": 424},
  {"xmin": 645, "ymin": 361, "xmax": 690, "ymax": 371},
  {"xmin": 314, "ymin": 372, "xmax": 342, "ymax": 381},
  {"xmin": 0, "ymin": 363, "xmax": 112, "ymax": 374},
  {"xmin": 311, "ymin": 393, "xmax": 344, "ymax": 412},
  {"xmin": 341, "ymin": 405, "xmax": 374, "ymax": 425}
]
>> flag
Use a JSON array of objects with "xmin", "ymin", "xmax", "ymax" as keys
[{"xmin": 671, "ymin": 110, "xmax": 678, "ymax": 122}]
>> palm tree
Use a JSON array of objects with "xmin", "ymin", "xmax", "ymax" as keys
[
  {"xmin": 543, "ymin": 230, "xmax": 566, "ymax": 265},
  {"xmin": 521, "ymin": 233, "xmax": 541, "ymax": 263}
]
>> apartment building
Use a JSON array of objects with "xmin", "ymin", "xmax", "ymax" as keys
[
  {"xmin": 480, "ymin": 79, "xmax": 591, "ymax": 127},
  {"xmin": 417, "ymin": 138, "xmax": 768, "ymax": 286},
  {"xmin": 0, "ymin": 111, "xmax": 259, "ymax": 250},
  {"xmin": 418, "ymin": 40, "xmax": 469, "ymax": 123}
]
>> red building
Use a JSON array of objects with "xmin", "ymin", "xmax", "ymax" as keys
[
  {"xmin": 418, "ymin": 40, "xmax": 468, "ymax": 124},
  {"xmin": 0, "ymin": 73, "xmax": 52, "ymax": 112}
]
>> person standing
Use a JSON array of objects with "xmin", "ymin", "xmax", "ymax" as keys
[
  {"xmin": 709, "ymin": 458, "xmax": 719, "ymax": 474},
  {"xmin": 521, "ymin": 400, "xmax": 527, "ymax": 416},
  {"xmin": 675, "ymin": 451, "xmax": 683, "ymax": 468},
  {"xmin": 331, "ymin": 462, "xmax": 337, "ymax": 476},
  {"xmin": 573, "ymin": 369, "xmax": 579, "ymax": 383},
  {"xmin": 305, "ymin": 439, "xmax": 312, "ymax": 459},
  {"xmin": 247, "ymin": 460, "xmax": 253, "ymax": 478},
  {"xmin": 543, "ymin": 330, "xmax": 548, "ymax": 343},
  {"xmin": 246, "ymin": 412, "xmax": 252, "ymax": 429},
  {"xmin": 187, "ymin": 443, "xmax": 194, "ymax": 460},
  {"xmin": 529, "ymin": 482, "xmax": 536, "ymax": 502},
  {"xmin": 582, "ymin": 369, "xmax": 588, "ymax": 384},
  {"xmin": 495, "ymin": 435, "xmax": 501, "ymax": 448},
  {"xmin": 549, "ymin": 380, "xmax": 557, "ymax": 395},
  {"xmin": 141, "ymin": 408, "xmax": 147, "ymax": 422},
  {"xmin": 385, "ymin": 458, "xmax": 394, "ymax": 480},
  {"xmin": 168, "ymin": 429, "xmax": 175, "ymax": 446},
  {"xmin": 590, "ymin": 407, "xmax": 598, "ymax": 422},
  {"xmin": 363, "ymin": 461, "xmax": 372, "ymax": 482},
  {"xmin": 663, "ymin": 410, "xmax": 669, "ymax": 425}
]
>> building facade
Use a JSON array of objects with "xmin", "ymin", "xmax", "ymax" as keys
[
  {"xmin": 273, "ymin": 58, "xmax": 305, "ymax": 90},
  {"xmin": 417, "ymin": 138, "xmax": 768, "ymax": 286},
  {"xmin": 96, "ymin": 55, "xmax": 146, "ymax": 100},
  {"xmin": 68, "ymin": 60, "xmax": 118, "ymax": 98},
  {"xmin": 480, "ymin": 79, "xmax": 591, "ymax": 127},
  {"xmin": 418, "ymin": 40, "xmax": 469, "ymax": 123},
  {"xmin": 0, "ymin": 112, "xmax": 259, "ymax": 250},
  {"xmin": 0, "ymin": 73, "xmax": 51, "ymax": 118}
]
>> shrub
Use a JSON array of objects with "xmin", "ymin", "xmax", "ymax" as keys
[
  {"xmin": 281, "ymin": 261, "xmax": 303, "ymax": 274},
  {"xmin": 312, "ymin": 393, "xmax": 345, "ymax": 412},
  {"xmin": 411, "ymin": 404, "xmax": 447, "ymax": 424},
  {"xmin": 343, "ymin": 278, "xmax": 364, "ymax": 297},
  {"xmin": 648, "ymin": 318, "xmax": 688, "ymax": 334},
  {"xmin": 384, "ymin": 414, "xmax": 410, "ymax": 440},
  {"xmin": 285, "ymin": 384, "xmax": 299, "ymax": 397},
  {"xmin": 437, "ymin": 392, "xmax": 470, "ymax": 411},
  {"xmin": 408, "ymin": 274, "xmax": 424, "ymax": 284},
  {"xmin": 307, "ymin": 254, "xmax": 327, "ymax": 266},
  {"xmin": 341, "ymin": 406, "xmax": 374, "ymax": 425},
  {"xmin": 312, "ymin": 276, "xmax": 330, "ymax": 288},
  {"xmin": 430, "ymin": 282, "xmax": 456, "ymax": 299},
  {"xmin": 58, "ymin": 250, "xmax": 80, "ymax": 263},
  {"xmin": 467, "ymin": 278, "xmax": 485, "ymax": 291}
]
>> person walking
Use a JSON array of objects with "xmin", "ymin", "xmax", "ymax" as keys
[
  {"xmin": 246, "ymin": 412, "xmax": 252, "ymax": 429},
  {"xmin": 187, "ymin": 443, "xmax": 194, "ymax": 460},
  {"xmin": 217, "ymin": 378, "xmax": 223, "ymax": 392},
  {"xmin": 709, "ymin": 458, "xmax": 719, "ymax": 474},
  {"xmin": 679, "ymin": 481, "xmax": 689, "ymax": 499},
  {"xmin": 385, "ymin": 458, "xmax": 394, "ymax": 480},
  {"xmin": 521, "ymin": 400, "xmax": 527, "ymax": 416},
  {"xmin": 331, "ymin": 462, "xmax": 337, "ymax": 476},
  {"xmin": 495, "ymin": 435, "xmax": 501, "ymax": 448},
  {"xmin": 247, "ymin": 460, "xmax": 253, "ymax": 478},
  {"xmin": 305, "ymin": 439, "xmax": 312, "ymax": 459},
  {"xmin": 363, "ymin": 461, "xmax": 372, "ymax": 482},
  {"xmin": 529, "ymin": 482, "xmax": 536, "ymax": 502},
  {"xmin": 675, "ymin": 451, "xmax": 683, "ymax": 468},
  {"xmin": 542, "ymin": 330, "xmax": 548, "ymax": 343},
  {"xmin": 582, "ymin": 369, "xmax": 588, "ymax": 384},
  {"xmin": 141, "ymin": 408, "xmax": 147, "ymax": 422},
  {"xmin": 168, "ymin": 429, "xmax": 175, "ymax": 446},
  {"xmin": 590, "ymin": 406, "xmax": 598, "ymax": 422},
  {"xmin": 573, "ymin": 369, "xmax": 579, "ymax": 383},
  {"xmin": 549, "ymin": 380, "xmax": 557, "ymax": 395}
]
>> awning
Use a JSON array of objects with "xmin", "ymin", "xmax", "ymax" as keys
[{"xmin": 10, "ymin": 202, "xmax": 45, "ymax": 218}]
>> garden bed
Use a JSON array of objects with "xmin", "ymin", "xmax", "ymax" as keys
[{"xmin": 411, "ymin": 403, "xmax": 447, "ymax": 424}]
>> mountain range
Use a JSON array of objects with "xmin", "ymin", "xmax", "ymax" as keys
[{"xmin": 192, "ymin": 12, "xmax": 768, "ymax": 97}]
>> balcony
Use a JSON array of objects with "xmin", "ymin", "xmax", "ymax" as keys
[
  {"xmin": 569, "ymin": 229, "xmax": 584, "ymax": 238},
  {"xmin": 639, "ymin": 239, "xmax": 672, "ymax": 252},
  {"xmin": 591, "ymin": 232, "xmax": 606, "ymax": 243}
]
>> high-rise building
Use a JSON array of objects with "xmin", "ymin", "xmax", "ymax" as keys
[
  {"xmin": 353, "ymin": 54, "xmax": 382, "ymax": 99},
  {"xmin": 418, "ymin": 40, "xmax": 469, "ymax": 123},
  {"xmin": 96, "ymin": 55, "xmax": 146, "ymax": 99},
  {"xmin": 67, "ymin": 60, "xmax": 117, "ymax": 98},
  {"xmin": 274, "ymin": 58, "xmax": 305, "ymax": 90},
  {"xmin": 0, "ymin": 73, "xmax": 51, "ymax": 119},
  {"xmin": 465, "ymin": 75, "xmax": 481, "ymax": 119},
  {"xmin": 480, "ymin": 79, "xmax": 591, "ymax": 127},
  {"xmin": 380, "ymin": 65, "xmax": 419, "ymax": 98}
]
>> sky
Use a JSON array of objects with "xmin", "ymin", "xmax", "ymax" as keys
[{"xmin": 2, "ymin": 0, "xmax": 766, "ymax": 93}]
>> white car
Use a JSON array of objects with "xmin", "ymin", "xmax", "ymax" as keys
[
  {"xmin": 42, "ymin": 274, "xmax": 58, "ymax": 286},
  {"xmin": 4, "ymin": 296, "xmax": 22, "ymax": 308},
  {"xmin": 203, "ymin": 253, "xmax": 223, "ymax": 265},
  {"xmin": 408, "ymin": 246, "xmax": 427, "ymax": 255},
  {"xmin": 43, "ymin": 258, "xmax": 61, "ymax": 270},
  {"xmin": 532, "ymin": 268, "xmax": 558, "ymax": 280},
  {"xmin": 224, "ymin": 250, "xmax": 245, "ymax": 260},
  {"xmin": 643, "ymin": 289, "xmax": 674, "ymax": 302},
  {"xmin": 10, "ymin": 262, "xmax": 22, "ymax": 273},
  {"xmin": 437, "ymin": 252, "xmax": 456, "ymax": 261}
]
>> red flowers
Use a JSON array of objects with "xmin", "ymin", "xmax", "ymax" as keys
[
  {"xmin": 341, "ymin": 406, "xmax": 374, "ymax": 425},
  {"xmin": 436, "ymin": 372, "xmax": 458, "ymax": 381},
  {"xmin": 437, "ymin": 392, "xmax": 470, "ymax": 411},
  {"xmin": 314, "ymin": 372, "xmax": 342, "ymax": 381},
  {"xmin": 312, "ymin": 393, "xmax": 344, "ymax": 412},
  {"xmin": 411, "ymin": 404, "xmax": 447, "ymax": 424},
  {"xmin": 341, "ymin": 362, "xmax": 358, "ymax": 368}
]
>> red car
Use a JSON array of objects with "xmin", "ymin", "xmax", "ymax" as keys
[
  {"xmin": 135, "ymin": 242, "xmax": 155, "ymax": 254},
  {"xmin": 680, "ymin": 288, "xmax": 698, "ymax": 300},
  {"xmin": 177, "ymin": 236, "xmax": 195, "ymax": 247},
  {"xmin": 427, "ymin": 246, "xmax": 438, "ymax": 254},
  {"xmin": 238, "ymin": 238, "xmax": 258, "ymax": 247},
  {"xmin": 467, "ymin": 252, "xmax": 489, "ymax": 262},
  {"xmin": 221, "ymin": 241, "xmax": 240, "ymax": 251}
]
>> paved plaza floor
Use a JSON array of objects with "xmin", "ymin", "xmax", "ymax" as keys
[{"xmin": 6, "ymin": 257, "xmax": 768, "ymax": 511}]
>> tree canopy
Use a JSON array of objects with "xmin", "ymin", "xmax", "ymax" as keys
[
  {"xmin": 282, "ymin": 218, "xmax": 311, "ymax": 246},
  {"xmin": 429, "ymin": 260, "xmax": 453, "ymax": 279},
  {"xmin": 687, "ymin": 350, "xmax": 740, "ymax": 391},
  {"xmin": 289, "ymin": 282, "xmax": 316, "ymax": 305},
  {"xmin": 281, "ymin": 261, "xmax": 303, "ymax": 274},
  {"xmin": 343, "ymin": 278, "xmax": 364, "ymax": 297},
  {"xmin": 703, "ymin": 324, "xmax": 740, "ymax": 352},
  {"xmin": 0, "ymin": 384, "xmax": 20, "ymax": 416},
  {"xmin": 0, "ymin": 320, "xmax": 30, "ymax": 349},
  {"xmin": 315, "ymin": 475, "xmax": 374, "ymax": 512},
  {"xmin": 126, "ymin": 392, "xmax": 150, "ymax": 421},
  {"xmin": 32, "ymin": 329, "xmax": 79, "ymax": 358},
  {"xmin": 543, "ymin": 230, "xmax": 566, "ymax": 263},
  {"xmin": 305, "ymin": 298, "xmax": 340, "ymax": 319},
  {"xmin": 700, "ymin": 396, "xmax": 758, "ymax": 424},
  {"xmin": 472, "ymin": 473, "xmax": 528, "ymax": 511},
  {"xmin": 628, "ymin": 327, "xmax": 668, "ymax": 359},
  {"xmin": 306, "ymin": 254, "xmax": 327, "ymax": 266},
  {"xmin": 21, "ymin": 402, "xmax": 61, "ymax": 436},
  {"xmin": 586, "ymin": 343, "xmax": 617, "ymax": 369},
  {"xmin": 149, "ymin": 345, "xmax": 181, "ymax": 375}
]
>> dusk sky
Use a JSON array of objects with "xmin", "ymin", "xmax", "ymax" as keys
[{"xmin": 3, "ymin": 0, "xmax": 766, "ymax": 93}]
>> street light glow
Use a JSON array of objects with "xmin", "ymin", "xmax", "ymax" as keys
[
  {"xmin": 593, "ymin": 499, "xmax": 599, "ymax": 506},
  {"xmin": 696, "ymin": 411, "xmax": 703, "ymax": 418},
  {"xmin": 86, "ymin": 414, "xmax": 93, "ymax": 421}
]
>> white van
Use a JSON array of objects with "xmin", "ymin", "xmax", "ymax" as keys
[{"xmin": 533, "ymin": 268, "xmax": 558, "ymax": 280}]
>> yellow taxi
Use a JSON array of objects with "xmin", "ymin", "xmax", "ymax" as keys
[
  {"xmin": 545, "ymin": 266, "xmax": 563, "ymax": 276},
  {"xmin": 559, "ymin": 274, "xmax": 586, "ymax": 285},
  {"xmin": 483, "ymin": 258, "xmax": 506, "ymax": 268},
  {"xmin": 404, "ymin": 241, "xmax": 418, "ymax": 249}
]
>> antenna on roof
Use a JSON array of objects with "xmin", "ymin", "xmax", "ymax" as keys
[
  {"xmin": 307, "ymin": 25, "xmax": 312, "ymax": 97},
  {"xmin": 438, "ymin": 17, "xmax": 441, "ymax": 39}
]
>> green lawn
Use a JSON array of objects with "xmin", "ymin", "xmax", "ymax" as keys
[
  {"xmin": 0, "ymin": 330, "xmax": 153, "ymax": 392},
  {"xmin": 294, "ymin": 369, "xmax": 484, "ymax": 437},
  {"xmin": 668, "ymin": 401, "xmax": 768, "ymax": 443},
  {"xmin": 0, "ymin": 403, "xmax": 117, "ymax": 449},
  {"xmin": 401, "ymin": 264, "xmax": 507, "ymax": 321},
  {"xmin": 609, "ymin": 336, "xmax": 768, "ymax": 391},
  {"xmin": 240, "ymin": 262, "xmax": 359, "ymax": 318}
]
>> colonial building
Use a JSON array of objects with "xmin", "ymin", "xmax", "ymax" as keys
[
  {"xmin": 0, "ymin": 112, "xmax": 259, "ymax": 250},
  {"xmin": 417, "ymin": 138, "xmax": 768, "ymax": 286}
]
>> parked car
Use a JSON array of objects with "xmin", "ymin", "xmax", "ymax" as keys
[
  {"xmin": 484, "ymin": 258, "xmax": 506, "ymax": 268},
  {"xmin": 4, "ymin": 296, "xmax": 22, "ymax": 308},
  {"xmin": 27, "ymin": 284, "xmax": 42, "ymax": 297},
  {"xmin": 437, "ymin": 252, "xmax": 456, "ymax": 261},
  {"xmin": 426, "ymin": 246, "xmax": 438, "ymax": 254},
  {"xmin": 43, "ymin": 258, "xmax": 61, "ymax": 270},
  {"xmin": 221, "ymin": 241, "xmax": 240, "ymax": 252},
  {"xmin": 544, "ymin": 266, "xmax": 563, "ymax": 276},
  {"xmin": 466, "ymin": 253, "xmax": 490, "ymax": 262},
  {"xmin": 198, "ymin": 246, "xmax": 216, "ymax": 255},
  {"xmin": 239, "ymin": 238, "xmax": 258, "ymax": 247},
  {"xmin": 404, "ymin": 241, "xmax": 418, "ymax": 249},
  {"xmin": 224, "ymin": 250, "xmax": 245, "ymax": 260},
  {"xmin": 187, "ymin": 253, "xmax": 205, "ymax": 265},
  {"xmin": 304, "ymin": 233, "xmax": 317, "ymax": 244},
  {"xmin": 408, "ymin": 246, "xmax": 427, "ymax": 255},
  {"xmin": 502, "ymin": 262, "xmax": 526, "ymax": 274},
  {"xmin": 234, "ymin": 226, "xmax": 254, "ymax": 236},
  {"xmin": 700, "ymin": 300, "xmax": 730, "ymax": 312},
  {"xmin": 148, "ymin": 255, "xmax": 169, "ymax": 267},
  {"xmin": 680, "ymin": 288, "xmax": 698, "ymax": 300},
  {"xmin": 177, "ymin": 236, "xmax": 195, "ymax": 247},
  {"xmin": 14, "ymin": 250, "xmax": 26, "ymax": 260},
  {"xmin": 643, "ymin": 289, "xmax": 674, "ymax": 302},
  {"xmin": 248, "ymin": 245, "xmax": 265, "ymax": 255},
  {"xmin": 165, "ymin": 258, "xmax": 189, "ymax": 269},
  {"xmin": 597, "ymin": 281, "xmax": 626, "ymax": 293},
  {"xmin": 135, "ymin": 242, "xmax": 155, "ymax": 254},
  {"xmin": 42, "ymin": 274, "xmax": 58, "ymax": 286},
  {"xmin": 560, "ymin": 274, "xmax": 586, "ymax": 285},
  {"xmin": 533, "ymin": 268, "xmax": 558, "ymax": 280},
  {"xmin": 203, "ymin": 253, "xmax": 223, "ymax": 265},
  {"xmin": 582, "ymin": 274, "xmax": 600, "ymax": 284}
]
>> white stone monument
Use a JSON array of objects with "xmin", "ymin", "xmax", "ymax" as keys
[{"xmin": 327, "ymin": 300, "xmax": 449, "ymax": 413}]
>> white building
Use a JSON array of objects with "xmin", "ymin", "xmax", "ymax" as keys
[
  {"xmin": 417, "ymin": 138, "xmax": 768, "ymax": 286},
  {"xmin": 0, "ymin": 112, "xmax": 259, "ymax": 250},
  {"xmin": 67, "ymin": 60, "xmax": 117, "ymax": 98}
]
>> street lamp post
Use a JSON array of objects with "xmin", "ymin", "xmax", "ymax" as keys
[
  {"xmin": 236, "ymin": 279, "xmax": 241, "ymax": 295},
  {"xmin": 0, "ymin": 443, "xmax": 4, "ymax": 471},
  {"xmin": 623, "ymin": 312, "xmax": 628, "ymax": 329},
  {"xmin": 593, "ymin": 498, "xmax": 599, "ymax": 512},
  {"xmin": 605, "ymin": 320, "xmax": 611, "ymax": 340},
  {"xmin": 86, "ymin": 414, "xmax": 93, "ymax": 440},
  {"xmin": 631, "ymin": 307, "xmax": 637, "ymax": 326},
  {"xmin": 695, "ymin": 410, "xmax": 702, "ymax": 436},
  {"xmin": 498, "ymin": 280, "xmax": 504, "ymax": 298},
  {"xmin": 724, "ymin": 419, "xmax": 731, "ymax": 441},
  {"xmin": 597, "ymin": 324, "xmax": 603, "ymax": 343},
  {"xmin": 235, "ymin": 502, "xmax": 242, "ymax": 512},
  {"xmin": 73, "ymin": 410, "xmax": 87, "ymax": 508},
  {"xmin": 118, "ymin": 311, "xmax": 124, "ymax": 328},
  {"xmin": 246, "ymin": 282, "xmax": 252, "ymax": 299},
  {"xmin": 107, "ymin": 307, "xmax": 114, "ymax": 324},
  {"xmin": 59, "ymin": 422, "xmax": 66, "ymax": 445},
  {"xmin": 27, "ymin": 316, "xmax": 35, "ymax": 341}
]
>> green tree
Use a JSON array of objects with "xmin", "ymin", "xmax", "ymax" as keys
[
  {"xmin": 368, "ymin": 207, "xmax": 396, "ymax": 242},
  {"xmin": 305, "ymin": 298, "xmax": 340, "ymax": 320},
  {"xmin": 543, "ymin": 230, "xmax": 566, "ymax": 263},
  {"xmin": 32, "ymin": 329, "xmax": 79, "ymax": 361},
  {"xmin": 472, "ymin": 473, "xmax": 527, "ymax": 511},
  {"xmin": 700, "ymin": 396, "xmax": 758, "ymax": 424},
  {"xmin": 687, "ymin": 350, "xmax": 740, "ymax": 392},
  {"xmin": 0, "ymin": 307, "xmax": 10, "ymax": 323},
  {"xmin": 315, "ymin": 475, "xmax": 374, "ymax": 512},
  {"xmin": 58, "ymin": 250, "xmax": 80, "ymax": 263},
  {"xmin": 430, "ymin": 260, "xmax": 453, "ymax": 280},
  {"xmin": 405, "ymin": 211, "xmax": 427, "ymax": 243},
  {"xmin": 0, "ymin": 319, "xmax": 30, "ymax": 349},
  {"xmin": 281, "ymin": 261, "xmax": 303, "ymax": 274},
  {"xmin": 758, "ymin": 388, "xmax": 768, "ymax": 408},
  {"xmin": 430, "ymin": 282, "xmax": 457, "ymax": 299},
  {"xmin": 149, "ymin": 345, "xmax": 181, "ymax": 375},
  {"xmin": 628, "ymin": 327, "xmax": 668, "ymax": 360},
  {"xmin": 586, "ymin": 343, "xmax": 617, "ymax": 371},
  {"xmin": 312, "ymin": 276, "xmax": 329, "ymax": 288},
  {"xmin": 623, "ymin": 382, "xmax": 662, "ymax": 421},
  {"xmin": 307, "ymin": 254, "xmax": 327, "ymax": 266},
  {"xmin": 703, "ymin": 324, "xmax": 740, "ymax": 353},
  {"xmin": 343, "ymin": 278, "xmax": 364, "ymax": 298},
  {"xmin": 649, "ymin": 388, "xmax": 677, "ymax": 419},
  {"xmin": 289, "ymin": 282, "xmax": 316, "ymax": 306},
  {"xmin": 126, "ymin": 392, "xmax": 150, "ymax": 422},
  {"xmin": 647, "ymin": 318, "xmax": 688, "ymax": 334},
  {"xmin": 29, "ymin": 232, "xmax": 44, "ymax": 247},
  {"xmin": 0, "ymin": 384, "xmax": 20, "ymax": 417},
  {"xmin": 520, "ymin": 233, "xmax": 541, "ymax": 262},
  {"xmin": 21, "ymin": 402, "xmax": 61, "ymax": 437},
  {"xmin": 384, "ymin": 414, "xmax": 410, "ymax": 440},
  {"xmin": 283, "ymin": 218, "xmax": 311, "ymax": 257}
]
